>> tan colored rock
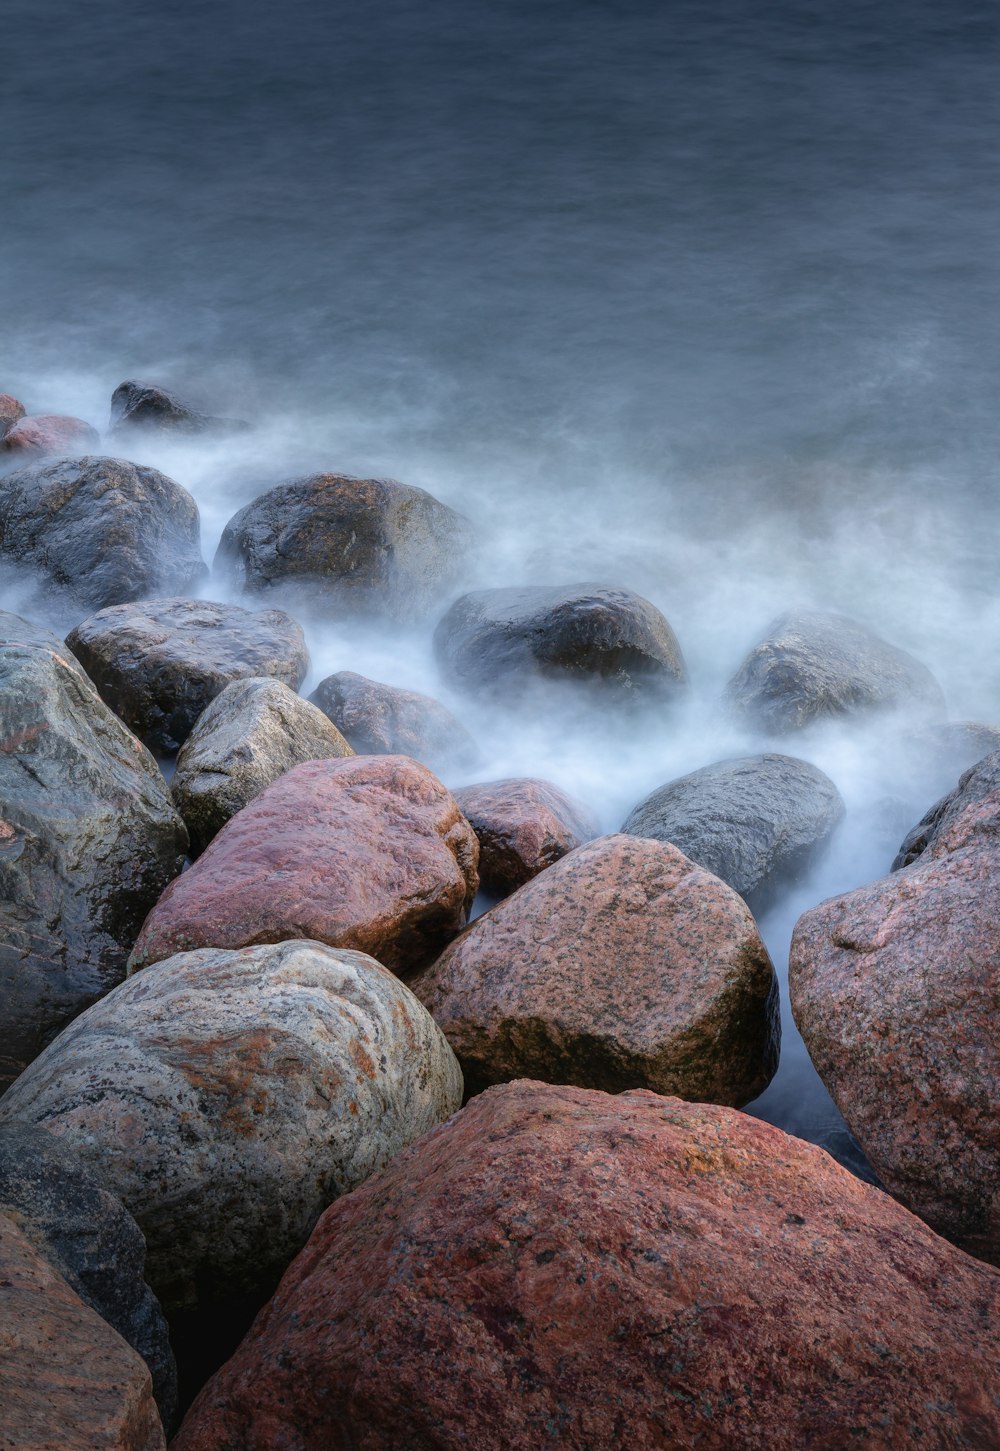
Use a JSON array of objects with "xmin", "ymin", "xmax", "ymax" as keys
[
  {"xmin": 410, "ymin": 834, "xmax": 778, "ymax": 1103},
  {"xmin": 452, "ymin": 777, "xmax": 599, "ymax": 896},
  {"xmin": 0, "ymin": 392, "xmax": 26, "ymax": 437}
]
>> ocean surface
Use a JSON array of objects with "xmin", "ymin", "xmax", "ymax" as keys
[{"xmin": 4, "ymin": 0, "xmax": 1000, "ymax": 1175}]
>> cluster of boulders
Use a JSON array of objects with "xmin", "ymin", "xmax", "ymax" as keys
[{"xmin": 1, "ymin": 378, "xmax": 999, "ymax": 1448}]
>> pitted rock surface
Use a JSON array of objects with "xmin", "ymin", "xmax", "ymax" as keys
[
  {"xmin": 130, "ymin": 755, "xmax": 478, "ymax": 975},
  {"xmin": 725, "ymin": 610, "xmax": 945, "ymax": 733},
  {"xmin": 67, "ymin": 596, "xmax": 308, "ymax": 754},
  {"xmin": 1, "ymin": 413, "xmax": 100, "ymax": 458},
  {"xmin": 172, "ymin": 1081, "xmax": 1000, "ymax": 1451},
  {"xmin": 1, "ymin": 1212, "xmax": 165, "ymax": 1451},
  {"xmin": 172, "ymin": 676, "xmax": 354, "ymax": 855},
  {"xmin": 451, "ymin": 777, "xmax": 599, "ymax": 896},
  {"xmin": 0, "ymin": 456, "xmax": 204, "ymax": 612},
  {"xmin": 410, "ymin": 834, "xmax": 778, "ymax": 1103},
  {"xmin": 310, "ymin": 669, "xmax": 476, "ymax": 774},
  {"xmin": 0, "ymin": 940, "xmax": 463, "ymax": 1318},
  {"xmin": 791, "ymin": 750, "xmax": 1000, "ymax": 1263},
  {"xmin": 0, "ymin": 610, "xmax": 187, "ymax": 1091}
]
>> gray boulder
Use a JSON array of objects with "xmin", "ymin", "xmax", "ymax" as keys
[
  {"xmin": 893, "ymin": 749, "xmax": 1000, "ymax": 871},
  {"xmin": 109, "ymin": 379, "xmax": 247, "ymax": 438},
  {"xmin": 310, "ymin": 670, "xmax": 475, "ymax": 774}
]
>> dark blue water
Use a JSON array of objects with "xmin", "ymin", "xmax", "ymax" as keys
[{"xmin": 4, "ymin": 0, "xmax": 999, "ymax": 1172}]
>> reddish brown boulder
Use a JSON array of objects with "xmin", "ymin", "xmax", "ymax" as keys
[
  {"xmin": 1, "ymin": 413, "xmax": 100, "ymax": 456},
  {"xmin": 410, "ymin": 834, "xmax": 778, "ymax": 1103},
  {"xmin": 129, "ymin": 755, "xmax": 478, "ymax": 974},
  {"xmin": 173, "ymin": 1081, "xmax": 1000, "ymax": 1451},
  {"xmin": 790, "ymin": 750, "xmax": 1000, "ymax": 1264},
  {"xmin": 1, "ymin": 1212, "xmax": 165, "ymax": 1450},
  {"xmin": 0, "ymin": 392, "xmax": 26, "ymax": 437},
  {"xmin": 451, "ymin": 777, "xmax": 598, "ymax": 895}
]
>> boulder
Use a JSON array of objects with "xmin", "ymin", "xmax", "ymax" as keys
[
  {"xmin": 0, "ymin": 391, "xmax": 26, "ymax": 437},
  {"xmin": 725, "ymin": 610, "xmax": 945, "ymax": 733},
  {"xmin": 172, "ymin": 677, "xmax": 354, "ymax": 855},
  {"xmin": 172, "ymin": 1080, "xmax": 1000, "ymax": 1451},
  {"xmin": 1, "ymin": 413, "xmax": 101, "ymax": 458},
  {"xmin": 410, "ymin": 834, "xmax": 778, "ymax": 1103},
  {"xmin": 434, "ymin": 583, "xmax": 688, "ymax": 701},
  {"xmin": 0, "ymin": 611, "xmax": 187, "ymax": 1091},
  {"xmin": 213, "ymin": 472, "xmax": 473, "ymax": 620},
  {"xmin": 1, "ymin": 1213, "xmax": 165, "ymax": 1451},
  {"xmin": 109, "ymin": 379, "xmax": 247, "ymax": 437},
  {"xmin": 129, "ymin": 755, "xmax": 478, "ymax": 975},
  {"xmin": 451, "ymin": 777, "xmax": 599, "ymax": 895},
  {"xmin": 0, "ymin": 1122, "xmax": 176, "ymax": 1429},
  {"xmin": 66, "ymin": 597, "xmax": 309, "ymax": 754},
  {"xmin": 0, "ymin": 940, "xmax": 463, "ymax": 1321},
  {"xmin": 0, "ymin": 456, "xmax": 204, "ymax": 612},
  {"xmin": 621, "ymin": 753, "xmax": 844, "ymax": 912},
  {"xmin": 790, "ymin": 750, "xmax": 1000, "ymax": 1263},
  {"xmin": 310, "ymin": 669, "xmax": 476, "ymax": 774}
]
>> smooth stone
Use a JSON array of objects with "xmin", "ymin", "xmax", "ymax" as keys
[
  {"xmin": 451, "ymin": 777, "xmax": 599, "ymax": 896},
  {"xmin": 310, "ymin": 669, "xmax": 476, "ymax": 775},
  {"xmin": 0, "ymin": 392, "xmax": 26, "ymax": 437},
  {"xmin": 109, "ymin": 379, "xmax": 247, "ymax": 437},
  {"xmin": 1, "ymin": 413, "xmax": 101, "ymax": 458}
]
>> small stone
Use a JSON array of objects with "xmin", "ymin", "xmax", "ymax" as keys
[
  {"xmin": 310, "ymin": 670, "xmax": 476, "ymax": 774},
  {"xmin": 452, "ymin": 777, "xmax": 599, "ymax": 895}
]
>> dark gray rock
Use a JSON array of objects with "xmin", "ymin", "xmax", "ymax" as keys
[
  {"xmin": 893, "ymin": 750, "xmax": 1000, "ymax": 871},
  {"xmin": 310, "ymin": 670, "xmax": 476, "ymax": 774},
  {"xmin": 0, "ymin": 456, "xmax": 204, "ymax": 612},
  {"xmin": 725, "ymin": 611, "xmax": 945, "ymax": 734},
  {"xmin": 109, "ymin": 380, "xmax": 247, "ymax": 438},
  {"xmin": 433, "ymin": 583, "xmax": 688, "ymax": 702},
  {"xmin": 172, "ymin": 676, "xmax": 354, "ymax": 855},
  {"xmin": 0, "ymin": 1122, "xmax": 177, "ymax": 1429},
  {"xmin": 66, "ymin": 597, "xmax": 309, "ymax": 755},
  {"xmin": 0, "ymin": 611, "xmax": 187, "ymax": 1090},
  {"xmin": 0, "ymin": 393, "xmax": 26, "ymax": 438},
  {"xmin": 621, "ymin": 753, "xmax": 844, "ymax": 912},
  {"xmin": 214, "ymin": 472, "xmax": 473, "ymax": 621}
]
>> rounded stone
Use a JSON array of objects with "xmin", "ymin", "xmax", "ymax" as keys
[
  {"xmin": 0, "ymin": 392, "xmax": 26, "ymax": 437},
  {"xmin": 451, "ymin": 777, "xmax": 599, "ymax": 896},
  {"xmin": 109, "ymin": 379, "xmax": 247, "ymax": 438},
  {"xmin": 310, "ymin": 670, "xmax": 476, "ymax": 775},
  {"xmin": 1, "ymin": 414, "xmax": 101, "ymax": 458}
]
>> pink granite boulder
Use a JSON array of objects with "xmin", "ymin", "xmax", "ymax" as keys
[
  {"xmin": 1, "ymin": 413, "xmax": 100, "ymax": 457},
  {"xmin": 451, "ymin": 777, "xmax": 599, "ymax": 896}
]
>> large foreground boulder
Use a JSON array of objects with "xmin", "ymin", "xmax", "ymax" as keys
[
  {"xmin": 0, "ymin": 941, "xmax": 463, "ymax": 1319},
  {"xmin": 129, "ymin": 755, "xmax": 478, "ymax": 974},
  {"xmin": 452, "ymin": 777, "xmax": 599, "ymax": 896},
  {"xmin": 1, "ymin": 413, "xmax": 100, "ymax": 459},
  {"xmin": 725, "ymin": 611, "xmax": 945, "ymax": 733},
  {"xmin": 790, "ymin": 750, "xmax": 1000, "ymax": 1263},
  {"xmin": 310, "ymin": 669, "xmax": 476, "ymax": 774},
  {"xmin": 214, "ymin": 472, "xmax": 473, "ymax": 620},
  {"xmin": 434, "ymin": 583, "xmax": 688, "ymax": 701},
  {"xmin": 173, "ymin": 1080, "xmax": 1000, "ymax": 1451},
  {"xmin": 172, "ymin": 676, "xmax": 354, "ymax": 855},
  {"xmin": 0, "ymin": 456, "xmax": 204, "ymax": 612},
  {"xmin": 0, "ymin": 612, "xmax": 187, "ymax": 1090},
  {"xmin": 66, "ymin": 597, "xmax": 309, "ymax": 754},
  {"xmin": 1, "ymin": 1213, "xmax": 165, "ymax": 1451},
  {"xmin": 109, "ymin": 379, "xmax": 246, "ymax": 437},
  {"xmin": 621, "ymin": 754, "xmax": 844, "ymax": 911},
  {"xmin": 410, "ymin": 835, "xmax": 778, "ymax": 1103}
]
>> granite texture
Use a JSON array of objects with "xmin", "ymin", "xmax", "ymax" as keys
[{"xmin": 452, "ymin": 776, "xmax": 599, "ymax": 895}]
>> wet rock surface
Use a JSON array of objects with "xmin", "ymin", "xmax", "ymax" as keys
[
  {"xmin": 129, "ymin": 754, "xmax": 479, "ymax": 974},
  {"xmin": 172, "ymin": 1080, "xmax": 1000, "ymax": 1451},
  {"xmin": 172, "ymin": 676, "xmax": 354, "ymax": 855},
  {"xmin": 0, "ymin": 413, "xmax": 101, "ymax": 458},
  {"xmin": 0, "ymin": 940, "xmax": 463, "ymax": 1320},
  {"xmin": 310, "ymin": 669, "xmax": 476, "ymax": 774},
  {"xmin": 410, "ymin": 834, "xmax": 778, "ymax": 1103},
  {"xmin": 1, "ymin": 1212, "xmax": 165, "ymax": 1451},
  {"xmin": 109, "ymin": 379, "xmax": 247, "ymax": 437},
  {"xmin": 0, "ymin": 1121, "xmax": 177, "ymax": 1429},
  {"xmin": 0, "ymin": 456, "xmax": 204, "ymax": 612},
  {"xmin": 621, "ymin": 753, "xmax": 844, "ymax": 912},
  {"xmin": 66, "ymin": 596, "xmax": 309, "ymax": 754},
  {"xmin": 0, "ymin": 611, "xmax": 187, "ymax": 1091},
  {"xmin": 434, "ymin": 582, "xmax": 688, "ymax": 701},
  {"xmin": 0, "ymin": 392, "xmax": 26, "ymax": 437},
  {"xmin": 451, "ymin": 776, "xmax": 599, "ymax": 895},
  {"xmin": 725, "ymin": 610, "xmax": 946, "ymax": 733},
  {"xmin": 791, "ymin": 750, "xmax": 1000, "ymax": 1263},
  {"xmin": 214, "ymin": 471, "xmax": 473, "ymax": 620}
]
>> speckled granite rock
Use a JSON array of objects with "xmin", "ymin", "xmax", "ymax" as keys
[
  {"xmin": 0, "ymin": 456, "xmax": 204, "ymax": 612},
  {"xmin": 0, "ymin": 1122, "xmax": 177, "ymax": 1429},
  {"xmin": 621, "ymin": 754, "xmax": 844, "ymax": 912},
  {"xmin": 452, "ymin": 778, "xmax": 599, "ymax": 896},
  {"xmin": 1, "ymin": 413, "xmax": 100, "ymax": 458},
  {"xmin": 0, "ymin": 611, "xmax": 187, "ymax": 1091},
  {"xmin": 67, "ymin": 597, "xmax": 308, "ymax": 754},
  {"xmin": 129, "ymin": 755, "xmax": 478, "ymax": 975},
  {"xmin": 0, "ymin": 392, "xmax": 26, "ymax": 437},
  {"xmin": 310, "ymin": 670, "xmax": 476, "ymax": 774},
  {"xmin": 725, "ymin": 611, "xmax": 945, "ymax": 733},
  {"xmin": 1, "ymin": 1212, "xmax": 165, "ymax": 1451},
  {"xmin": 172, "ymin": 677, "xmax": 354, "ymax": 855},
  {"xmin": 172, "ymin": 1080, "xmax": 1000, "ymax": 1451},
  {"xmin": 0, "ymin": 940, "xmax": 463, "ymax": 1319},
  {"xmin": 791, "ymin": 750, "xmax": 1000, "ymax": 1263},
  {"xmin": 410, "ymin": 835, "xmax": 778, "ymax": 1103}
]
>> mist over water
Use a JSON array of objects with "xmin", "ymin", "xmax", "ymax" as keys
[{"xmin": 4, "ymin": 0, "xmax": 1000, "ymax": 1173}]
